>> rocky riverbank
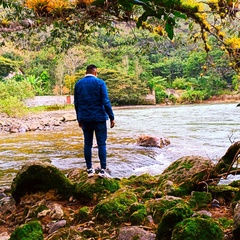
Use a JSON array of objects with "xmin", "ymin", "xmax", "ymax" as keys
[
  {"xmin": 0, "ymin": 141, "xmax": 240, "ymax": 239},
  {"xmin": 1, "ymin": 94, "xmax": 240, "ymax": 134}
]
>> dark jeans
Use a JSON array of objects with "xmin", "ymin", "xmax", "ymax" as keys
[{"xmin": 81, "ymin": 121, "xmax": 107, "ymax": 169}]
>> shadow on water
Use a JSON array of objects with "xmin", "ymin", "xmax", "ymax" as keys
[{"xmin": 0, "ymin": 103, "xmax": 239, "ymax": 187}]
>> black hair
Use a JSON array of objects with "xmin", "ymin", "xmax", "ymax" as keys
[{"xmin": 86, "ymin": 64, "xmax": 97, "ymax": 72}]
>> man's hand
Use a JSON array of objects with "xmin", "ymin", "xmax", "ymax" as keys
[{"xmin": 110, "ymin": 120, "xmax": 115, "ymax": 128}]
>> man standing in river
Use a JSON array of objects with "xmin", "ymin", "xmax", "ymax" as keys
[{"xmin": 74, "ymin": 64, "xmax": 115, "ymax": 178}]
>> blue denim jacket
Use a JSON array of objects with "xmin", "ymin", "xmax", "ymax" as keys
[{"xmin": 74, "ymin": 74, "xmax": 114, "ymax": 122}]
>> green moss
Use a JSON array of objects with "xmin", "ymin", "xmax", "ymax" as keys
[
  {"xmin": 75, "ymin": 206, "xmax": 90, "ymax": 223},
  {"xmin": 208, "ymin": 185, "xmax": 238, "ymax": 203},
  {"xmin": 11, "ymin": 162, "xmax": 74, "ymax": 204},
  {"xmin": 146, "ymin": 196, "xmax": 184, "ymax": 223},
  {"xmin": 93, "ymin": 189, "xmax": 138, "ymax": 224},
  {"xmin": 181, "ymin": 162, "xmax": 194, "ymax": 169},
  {"xmin": 188, "ymin": 191, "xmax": 212, "ymax": 210},
  {"xmin": 129, "ymin": 203, "xmax": 148, "ymax": 225},
  {"xmin": 218, "ymin": 217, "xmax": 234, "ymax": 230},
  {"xmin": 130, "ymin": 208, "xmax": 148, "ymax": 225},
  {"xmin": 156, "ymin": 202, "xmax": 193, "ymax": 240},
  {"xmin": 122, "ymin": 174, "xmax": 159, "ymax": 200},
  {"xmin": 171, "ymin": 217, "xmax": 224, "ymax": 240},
  {"xmin": 10, "ymin": 221, "xmax": 43, "ymax": 240},
  {"xmin": 74, "ymin": 177, "xmax": 120, "ymax": 203},
  {"xmin": 123, "ymin": 174, "xmax": 158, "ymax": 188}
]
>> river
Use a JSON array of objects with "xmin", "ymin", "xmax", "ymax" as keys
[{"xmin": 0, "ymin": 103, "xmax": 239, "ymax": 188}]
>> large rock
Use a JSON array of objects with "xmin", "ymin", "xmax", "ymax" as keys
[
  {"xmin": 9, "ymin": 221, "xmax": 44, "ymax": 240},
  {"xmin": 93, "ymin": 188, "xmax": 138, "ymax": 224},
  {"xmin": 171, "ymin": 217, "xmax": 224, "ymax": 240},
  {"xmin": 158, "ymin": 156, "xmax": 215, "ymax": 196},
  {"xmin": 68, "ymin": 168, "xmax": 120, "ymax": 204},
  {"xmin": 11, "ymin": 161, "xmax": 74, "ymax": 204},
  {"xmin": 137, "ymin": 135, "xmax": 170, "ymax": 148}
]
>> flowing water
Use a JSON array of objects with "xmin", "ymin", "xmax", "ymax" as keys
[{"xmin": 0, "ymin": 103, "xmax": 239, "ymax": 188}]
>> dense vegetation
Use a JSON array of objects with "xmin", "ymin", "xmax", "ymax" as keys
[{"xmin": 0, "ymin": 1, "xmax": 239, "ymax": 116}]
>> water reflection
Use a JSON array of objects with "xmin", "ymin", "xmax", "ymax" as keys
[{"xmin": 0, "ymin": 103, "xmax": 239, "ymax": 187}]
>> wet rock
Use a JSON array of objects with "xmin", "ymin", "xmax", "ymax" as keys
[
  {"xmin": 118, "ymin": 226, "xmax": 156, "ymax": 240},
  {"xmin": 137, "ymin": 135, "xmax": 170, "ymax": 148}
]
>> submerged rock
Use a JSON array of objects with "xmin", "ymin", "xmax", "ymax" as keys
[{"xmin": 137, "ymin": 135, "xmax": 170, "ymax": 148}]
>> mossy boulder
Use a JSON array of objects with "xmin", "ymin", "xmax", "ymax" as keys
[
  {"xmin": 156, "ymin": 202, "xmax": 193, "ymax": 240},
  {"xmin": 10, "ymin": 221, "xmax": 43, "ymax": 240},
  {"xmin": 188, "ymin": 191, "xmax": 212, "ymax": 210},
  {"xmin": 208, "ymin": 185, "xmax": 239, "ymax": 205},
  {"xmin": 171, "ymin": 217, "xmax": 224, "ymax": 240},
  {"xmin": 67, "ymin": 168, "xmax": 120, "ymax": 203},
  {"xmin": 73, "ymin": 175, "xmax": 120, "ymax": 203},
  {"xmin": 121, "ymin": 173, "xmax": 161, "ymax": 199},
  {"xmin": 158, "ymin": 156, "xmax": 214, "ymax": 196},
  {"xmin": 93, "ymin": 188, "xmax": 138, "ymax": 224},
  {"xmin": 11, "ymin": 161, "xmax": 74, "ymax": 204},
  {"xmin": 146, "ymin": 196, "xmax": 184, "ymax": 223}
]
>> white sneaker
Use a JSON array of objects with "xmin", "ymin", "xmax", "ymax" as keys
[
  {"xmin": 87, "ymin": 168, "xmax": 95, "ymax": 178},
  {"xmin": 98, "ymin": 169, "xmax": 111, "ymax": 178}
]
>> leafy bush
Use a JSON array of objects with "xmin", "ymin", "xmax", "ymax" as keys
[
  {"xmin": 0, "ymin": 79, "xmax": 34, "ymax": 116},
  {"xmin": 0, "ymin": 96, "xmax": 29, "ymax": 117},
  {"xmin": 180, "ymin": 90, "xmax": 206, "ymax": 103}
]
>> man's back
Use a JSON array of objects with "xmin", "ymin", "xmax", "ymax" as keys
[{"xmin": 74, "ymin": 75, "xmax": 113, "ymax": 122}]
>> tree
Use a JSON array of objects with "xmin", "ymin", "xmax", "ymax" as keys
[{"xmin": 0, "ymin": 0, "xmax": 239, "ymax": 74}]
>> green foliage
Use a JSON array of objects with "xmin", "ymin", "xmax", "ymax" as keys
[
  {"xmin": 10, "ymin": 221, "xmax": 43, "ymax": 240},
  {"xmin": 180, "ymin": 89, "xmax": 206, "ymax": 103},
  {"xmin": 97, "ymin": 69, "xmax": 148, "ymax": 105},
  {"xmin": 172, "ymin": 77, "xmax": 192, "ymax": 90},
  {"xmin": 64, "ymin": 75, "xmax": 76, "ymax": 95},
  {"xmin": 0, "ymin": 96, "xmax": 28, "ymax": 117},
  {"xmin": 0, "ymin": 79, "xmax": 34, "ymax": 100},
  {"xmin": 0, "ymin": 79, "xmax": 34, "ymax": 116},
  {"xmin": 171, "ymin": 217, "xmax": 224, "ymax": 240}
]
